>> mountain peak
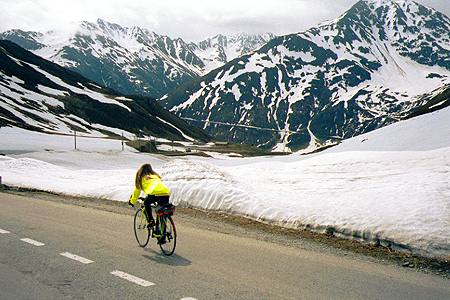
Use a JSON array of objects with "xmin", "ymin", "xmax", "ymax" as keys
[
  {"xmin": 94, "ymin": 18, "xmax": 126, "ymax": 35},
  {"xmin": 193, "ymin": 32, "xmax": 275, "ymax": 73},
  {"xmin": 364, "ymin": 0, "xmax": 410, "ymax": 5},
  {"xmin": 96, "ymin": 18, "xmax": 121, "ymax": 29},
  {"xmin": 357, "ymin": 0, "xmax": 436, "ymax": 14}
]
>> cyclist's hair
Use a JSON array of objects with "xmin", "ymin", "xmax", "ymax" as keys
[{"xmin": 135, "ymin": 164, "xmax": 160, "ymax": 190}]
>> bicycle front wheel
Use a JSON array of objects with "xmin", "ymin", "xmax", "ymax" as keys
[
  {"xmin": 159, "ymin": 215, "xmax": 177, "ymax": 256},
  {"xmin": 134, "ymin": 208, "xmax": 150, "ymax": 247}
]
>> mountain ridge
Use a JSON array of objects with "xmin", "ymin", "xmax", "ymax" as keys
[
  {"xmin": 189, "ymin": 32, "xmax": 276, "ymax": 74},
  {"xmin": 0, "ymin": 21, "xmax": 275, "ymax": 98},
  {"xmin": 0, "ymin": 39, "xmax": 210, "ymax": 143},
  {"xmin": 160, "ymin": 0, "xmax": 450, "ymax": 152}
]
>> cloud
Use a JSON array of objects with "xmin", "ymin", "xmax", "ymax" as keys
[{"xmin": 0, "ymin": 0, "xmax": 448, "ymax": 41}]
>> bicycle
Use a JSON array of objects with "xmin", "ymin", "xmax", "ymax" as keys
[{"xmin": 133, "ymin": 197, "xmax": 177, "ymax": 256}]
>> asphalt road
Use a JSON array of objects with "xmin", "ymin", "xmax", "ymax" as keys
[{"xmin": 0, "ymin": 192, "xmax": 449, "ymax": 300}]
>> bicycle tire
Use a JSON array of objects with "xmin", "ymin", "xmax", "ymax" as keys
[
  {"xmin": 134, "ymin": 208, "xmax": 150, "ymax": 247},
  {"xmin": 159, "ymin": 215, "xmax": 177, "ymax": 256}
]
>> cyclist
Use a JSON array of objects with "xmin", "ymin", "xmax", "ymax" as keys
[{"xmin": 128, "ymin": 163, "xmax": 171, "ymax": 242}]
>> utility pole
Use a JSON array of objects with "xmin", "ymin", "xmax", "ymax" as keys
[
  {"xmin": 121, "ymin": 132, "xmax": 124, "ymax": 151},
  {"xmin": 74, "ymin": 130, "xmax": 77, "ymax": 150}
]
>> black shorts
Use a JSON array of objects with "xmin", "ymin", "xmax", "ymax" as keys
[{"xmin": 146, "ymin": 195, "xmax": 170, "ymax": 206}]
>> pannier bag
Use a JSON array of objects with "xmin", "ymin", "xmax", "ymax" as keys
[{"xmin": 156, "ymin": 204, "xmax": 176, "ymax": 216}]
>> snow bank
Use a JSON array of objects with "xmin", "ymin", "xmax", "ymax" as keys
[
  {"xmin": 1, "ymin": 148, "xmax": 449, "ymax": 257},
  {"xmin": 161, "ymin": 160, "xmax": 254, "ymax": 214},
  {"xmin": 0, "ymin": 156, "xmax": 135, "ymax": 200},
  {"xmin": 226, "ymin": 149, "xmax": 450, "ymax": 256}
]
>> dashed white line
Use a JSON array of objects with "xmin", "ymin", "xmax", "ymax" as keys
[
  {"xmin": 0, "ymin": 229, "xmax": 11, "ymax": 234},
  {"xmin": 110, "ymin": 270, "xmax": 155, "ymax": 287},
  {"xmin": 20, "ymin": 238, "xmax": 45, "ymax": 246},
  {"xmin": 180, "ymin": 298, "xmax": 198, "ymax": 300},
  {"xmin": 60, "ymin": 252, "xmax": 94, "ymax": 264}
]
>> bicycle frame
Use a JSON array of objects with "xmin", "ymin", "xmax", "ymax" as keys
[{"xmin": 138, "ymin": 199, "xmax": 165, "ymax": 237}]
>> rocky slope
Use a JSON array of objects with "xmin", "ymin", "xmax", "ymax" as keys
[
  {"xmin": 160, "ymin": 0, "xmax": 450, "ymax": 151},
  {"xmin": 0, "ymin": 40, "xmax": 210, "ymax": 142}
]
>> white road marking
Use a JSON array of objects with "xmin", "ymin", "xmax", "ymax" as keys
[
  {"xmin": 60, "ymin": 252, "xmax": 94, "ymax": 264},
  {"xmin": 20, "ymin": 238, "xmax": 45, "ymax": 246},
  {"xmin": 181, "ymin": 298, "xmax": 198, "ymax": 300},
  {"xmin": 110, "ymin": 270, "xmax": 155, "ymax": 287},
  {"xmin": 0, "ymin": 229, "xmax": 11, "ymax": 234}
]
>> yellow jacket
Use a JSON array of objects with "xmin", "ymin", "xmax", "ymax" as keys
[{"xmin": 130, "ymin": 174, "xmax": 170, "ymax": 205}]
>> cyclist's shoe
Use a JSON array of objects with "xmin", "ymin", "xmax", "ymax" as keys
[
  {"xmin": 147, "ymin": 219, "xmax": 156, "ymax": 229},
  {"xmin": 152, "ymin": 228, "xmax": 162, "ymax": 238},
  {"xmin": 157, "ymin": 237, "xmax": 166, "ymax": 245}
]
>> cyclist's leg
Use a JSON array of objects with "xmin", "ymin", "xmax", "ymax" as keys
[
  {"xmin": 153, "ymin": 196, "xmax": 166, "ymax": 232},
  {"xmin": 144, "ymin": 195, "xmax": 156, "ymax": 224},
  {"xmin": 157, "ymin": 216, "xmax": 167, "ymax": 244},
  {"xmin": 158, "ymin": 196, "xmax": 170, "ymax": 242}
]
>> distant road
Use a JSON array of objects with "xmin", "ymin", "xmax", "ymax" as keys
[{"xmin": 0, "ymin": 193, "xmax": 449, "ymax": 300}]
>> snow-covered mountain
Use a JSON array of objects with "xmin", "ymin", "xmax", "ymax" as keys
[
  {"xmin": 0, "ymin": 20, "xmax": 204, "ymax": 99},
  {"xmin": 0, "ymin": 21, "xmax": 275, "ymax": 98},
  {"xmin": 0, "ymin": 40, "xmax": 210, "ymax": 142},
  {"xmin": 160, "ymin": 0, "xmax": 450, "ymax": 152},
  {"xmin": 189, "ymin": 33, "xmax": 275, "ymax": 74}
]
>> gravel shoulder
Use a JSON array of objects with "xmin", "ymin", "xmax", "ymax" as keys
[{"xmin": 1, "ymin": 186, "xmax": 449, "ymax": 279}]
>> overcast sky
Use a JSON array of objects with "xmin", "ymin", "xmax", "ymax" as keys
[{"xmin": 1, "ymin": 0, "xmax": 448, "ymax": 41}]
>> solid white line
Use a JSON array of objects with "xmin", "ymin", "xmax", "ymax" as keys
[
  {"xmin": 110, "ymin": 270, "xmax": 155, "ymax": 287},
  {"xmin": 0, "ymin": 229, "xmax": 11, "ymax": 234},
  {"xmin": 60, "ymin": 252, "xmax": 94, "ymax": 264},
  {"xmin": 20, "ymin": 238, "xmax": 45, "ymax": 246}
]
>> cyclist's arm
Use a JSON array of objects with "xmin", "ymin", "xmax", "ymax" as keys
[{"xmin": 129, "ymin": 187, "xmax": 141, "ymax": 205}]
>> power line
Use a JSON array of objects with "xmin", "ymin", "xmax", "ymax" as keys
[{"xmin": 181, "ymin": 117, "xmax": 306, "ymax": 134}]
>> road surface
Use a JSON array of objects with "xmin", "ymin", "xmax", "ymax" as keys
[{"xmin": 0, "ymin": 192, "xmax": 449, "ymax": 299}]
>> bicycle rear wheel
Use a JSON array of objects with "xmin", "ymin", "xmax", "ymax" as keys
[
  {"xmin": 159, "ymin": 215, "xmax": 176, "ymax": 256},
  {"xmin": 134, "ymin": 208, "xmax": 150, "ymax": 247}
]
